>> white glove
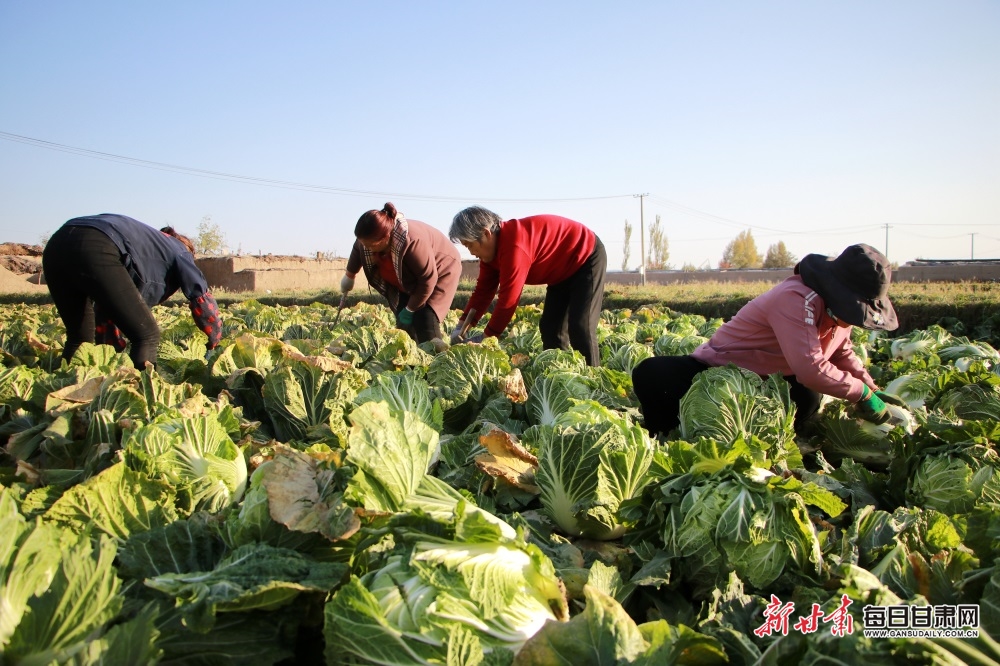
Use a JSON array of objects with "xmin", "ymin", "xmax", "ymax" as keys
[
  {"xmin": 340, "ymin": 275, "xmax": 355, "ymax": 293},
  {"xmin": 449, "ymin": 323, "xmax": 465, "ymax": 345}
]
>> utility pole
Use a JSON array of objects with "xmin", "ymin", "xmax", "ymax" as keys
[
  {"xmin": 883, "ymin": 223, "xmax": 891, "ymax": 259},
  {"xmin": 634, "ymin": 193, "xmax": 649, "ymax": 285},
  {"xmin": 971, "ymin": 233, "xmax": 976, "ymax": 260}
]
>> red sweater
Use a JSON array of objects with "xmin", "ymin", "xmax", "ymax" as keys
[{"xmin": 464, "ymin": 215, "xmax": 596, "ymax": 336}]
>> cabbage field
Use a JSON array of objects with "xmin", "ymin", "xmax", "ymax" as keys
[{"xmin": 2, "ymin": 299, "xmax": 1000, "ymax": 665}]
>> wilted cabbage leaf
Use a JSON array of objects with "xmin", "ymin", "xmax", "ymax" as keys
[
  {"xmin": 474, "ymin": 427, "xmax": 540, "ymax": 494},
  {"xmin": 256, "ymin": 444, "xmax": 360, "ymax": 542}
]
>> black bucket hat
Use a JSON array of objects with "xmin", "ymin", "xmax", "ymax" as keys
[{"xmin": 795, "ymin": 244, "xmax": 898, "ymax": 331}]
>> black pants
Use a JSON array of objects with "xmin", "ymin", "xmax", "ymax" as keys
[
  {"xmin": 631, "ymin": 355, "xmax": 822, "ymax": 437},
  {"xmin": 42, "ymin": 225, "xmax": 161, "ymax": 368},
  {"xmin": 395, "ymin": 296, "xmax": 441, "ymax": 344},
  {"xmin": 539, "ymin": 237, "xmax": 607, "ymax": 367}
]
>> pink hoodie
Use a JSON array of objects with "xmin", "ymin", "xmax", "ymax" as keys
[{"xmin": 691, "ymin": 275, "xmax": 876, "ymax": 402}]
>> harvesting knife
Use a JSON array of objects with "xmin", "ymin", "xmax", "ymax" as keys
[
  {"xmin": 450, "ymin": 308, "xmax": 477, "ymax": 345},
  {"xmin": 460, "ymin": 308, "xmax": 476, "ymax": 338},
  {"xmin": 332, "ymin": 293, "xmax": 347, "ymax": 326}
]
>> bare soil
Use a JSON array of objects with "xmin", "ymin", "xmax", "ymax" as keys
[
  {"xmin": 0, "ymin": 245, "xmax": 47, "ymax": 294},
  {"xmin": 0, "ymin": 264, "xmax": 47, "ymax": 294}
]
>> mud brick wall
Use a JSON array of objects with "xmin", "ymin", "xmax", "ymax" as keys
[{"xmin": 195, "ymin": 255, "xmax": 368, "ymax": 293}]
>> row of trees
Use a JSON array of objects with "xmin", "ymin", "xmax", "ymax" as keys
[
  {"xmin": 622, "ymin": 216, "xmax": 672, "ymax": 271},
  {"xmin": 620, "ymin": 220, "xmax": 797, "ymax": 271},
  {"xmin": 720, "ymin": 231, "xmax": 797, "ymax": 270}
]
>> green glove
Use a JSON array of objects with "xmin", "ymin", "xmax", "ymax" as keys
[
  {"xmin": 875, "ymin": 391, "xmax": 908, "ymax": 408},
  {"xmin": 856, "ymin": 385, "xmax": 890, "ymax": 424},
  {"xmin": 397, "ymin": 308, "xmax": 414, "ymax": 327}
]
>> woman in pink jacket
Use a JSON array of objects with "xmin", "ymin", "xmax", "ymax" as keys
[
  {"xmin": 340, "ymin": 202, "xmax": 461, "ymax": 344},
  {"xmin": 632, "ymin": 244, "xmax": 905, "ymax": 436}
]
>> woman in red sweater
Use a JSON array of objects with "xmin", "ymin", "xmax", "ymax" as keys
[
  {"xmin": 448, "ymin": 206, "xmax": 607, "ymax": 366},
  {"xmin": 341, "ymin": 202, "xmax": 461, "ymax": 344}
]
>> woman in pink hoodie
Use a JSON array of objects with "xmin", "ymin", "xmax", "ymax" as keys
[{"xmin": 632, "ymin": 244, "xmax": 905, "ymax": 436}]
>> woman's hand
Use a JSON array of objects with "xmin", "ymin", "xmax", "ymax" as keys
[
  {"xmin": 190, "ymin": 293, "xmax": 222, "ymax": 349},
  {"xmin": 855, "ymin": 385, "xmax": 890, "ymax": 424}
]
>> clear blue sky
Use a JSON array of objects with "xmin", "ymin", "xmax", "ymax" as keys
[{"xmin": 1, "ymin": 2, "xmax": 998, "ymax": 269}]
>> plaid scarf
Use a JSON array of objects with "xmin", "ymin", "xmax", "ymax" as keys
[{"xmin": 360, "ymin": 214, "xmax": 409, "ymax": 311}]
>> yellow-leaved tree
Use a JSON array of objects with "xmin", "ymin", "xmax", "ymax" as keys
[
  {"xmin": 720, "ymin": 230, "xmax": 762, "ymax": 269},
  {"xmin": 763, "ymin": 241, "xmax": 798, "ymax": 268}
]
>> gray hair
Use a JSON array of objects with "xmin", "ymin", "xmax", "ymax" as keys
[{"xmin": 449, "ymin": 206, "xmax": 503, "ymax": 244}]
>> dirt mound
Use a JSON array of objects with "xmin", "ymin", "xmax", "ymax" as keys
[
  {"xmin": 0, "ymin": 264, "xmax": 48, "ymax": 294},
  {"xmin": 0, "ymin": 256, "xmax": 42, "ymax": 274},
  {"xmin": 0, "ymin": 243, "xmax": 44, "ymax": 257},
  {"xmin": 0, "ymin": 243, "xmax": 45, "ymax": 286}
]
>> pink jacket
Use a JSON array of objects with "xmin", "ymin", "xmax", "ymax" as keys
[{"xmin": 690, "ymin": 275, "xmax": 876, "ymax": 402}]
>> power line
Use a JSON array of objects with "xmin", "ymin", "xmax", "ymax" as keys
[
  {"xmin": 648, "ymin": 195, "xmax": 754, "ymax": 230},
  {"xmin": 888, "ymin": 222, "xmax": 1000, "ymax": 228},
  {"xmin": 899, "ymin": 230, "xmax": 978, "ymax": 240},
  {"xmin": 0, "ymin": 130, "xmax": 633, "ymax": 204},
  {"xmin": 647, "ymin": 193, "xmax": 998, "ymax": 237},
  {"xmin": 669, "ymin": 227, "xmax": 885, "ymax": 243},
  {"xmin": 648, "ymin": 195, "xmax": 885, "ymax": 237},
  {"xmin": 4, "ymin": 130, "xmax": 996, "ymax": 244}
]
